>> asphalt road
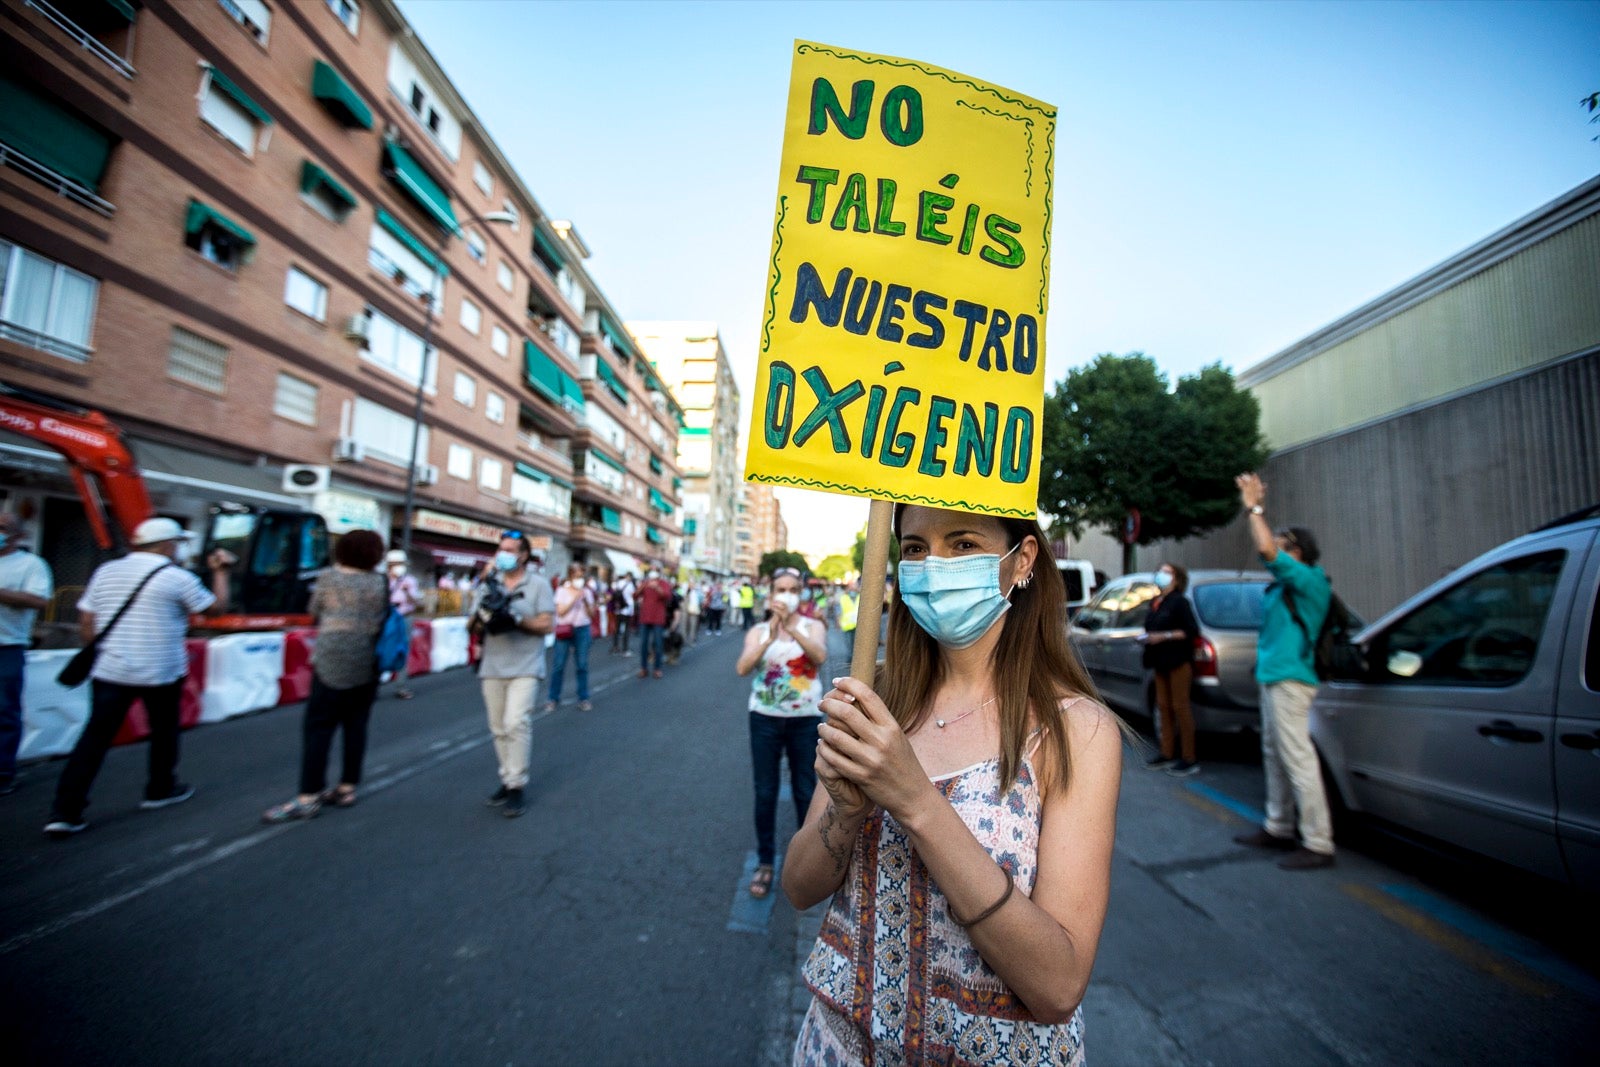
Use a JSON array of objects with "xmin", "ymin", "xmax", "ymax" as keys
[{"xmin": 2, "ymin": 625, "xmax": 1596, "ymax": 1066}]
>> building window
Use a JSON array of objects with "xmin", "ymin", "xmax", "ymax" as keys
[
  {"xmin": 459, "ymin": 297, "xmax": 481, "ymax": 335},
  {"xmin": 274, "ymin": 372, "xmax": 318, "ymax": 424},
  {"xmin": 453, "ymin": 370, "xmax": 476, "ymax": 407},
  {"xmin": 350, "ymin": 396, "xmax": 426, "ymax": 467},
  {"xmin": 472, "ymin": 160, "xmax": 493, "ymax": 196},
  {"xmin": 359, "ymin": 306, "xmax": 435, "ymax": 391},
  {"xmin": 184, "ymin": 203, "xmax": 254, "ymax": 272},
  {"xmin": 496, "ymin": 260, "xmax": 514, "ymax": 293},
  {"xmin": 465, "ymin": 230, "xmax": 486, "ymax": 264},
  {"xmin": 479, "ymin": 457, "xmax": 503, "ymax": 491},
  {"xmin": 367, "ymin": 220, "xmax": 441, "ymax": 303},
  {"xmin": 491, "ymin": 325, "xmax": 509, "ymax": 357},
  {"xmin": 0, "ymin": 240, "xmax": 98, "ymax": 361},
  {"xmin": 219, "ymin": 0, "xmax": 271, "ymax": 45},
  {"xmin": 167, "ymin": 326, "xmax": 228, "ymax": 393},
  {"xmin": 198, "ymin": 75, "xmax": 264, "ymax": 155},
  {"xmin": 325, "ymin": 0, "xmax": 359, "ymax": 34},
  {"xmin": 447, "ymin": 443, "xmax": 473, "ymax": 480},
  {"xmin": 485, "ymin": 391, "xmax": 505, "ymax": 424},
  {"xmin": 284, "ymin": 267, "xmax": 327, "ymax": 321},
  {"xmin": 300, "ymin": 162, "xmax": 357, "ymax": 222}
]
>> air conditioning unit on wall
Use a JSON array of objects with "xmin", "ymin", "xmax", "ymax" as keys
[
  {"xmin": 282, "ymin": 464, "xmax": 331, "ymax": 494},
  {"xmin": 343, "ymin": 314, "xmax": 371, "ymax": 341},
  {"xmin": 414, "ymin": 463, "xmax": 439, "ymax": 486},
  {"xmin": 511, "ymin": 499, "xmax": 535, "ymax": 516},
  {"xmin": 333, "ymin": 437, "xmax": 366, "ymax": 462}
]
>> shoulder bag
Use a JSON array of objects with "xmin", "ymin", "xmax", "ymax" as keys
[{"xmin": 57, "ymin": 563, "xmax": 174, "ymax": 688}]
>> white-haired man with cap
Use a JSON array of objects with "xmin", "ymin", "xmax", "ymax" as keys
[
  {"xmin": 45, "ymin": 518, "xmax": 234, "ymax": 839},
  {"xmin": 384, "ymin": 549, "xmax": 421, "ymax": 699}
]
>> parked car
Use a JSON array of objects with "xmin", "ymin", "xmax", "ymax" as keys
[
  {"xmin": 1069, "ymin": 570, "xmax": 1272, "ymax": 733},
  {"xmin": 1311, "ymin": 507, "xmax": 1599, "ymax": 892},
  {"xmin": 1056, "ymin": 558, "xmax": 1099, "ymax": 617}
]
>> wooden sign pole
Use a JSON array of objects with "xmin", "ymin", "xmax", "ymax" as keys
[{"xmin": 849, "ymin": 498, "xmax": 894, "ymax": 683}]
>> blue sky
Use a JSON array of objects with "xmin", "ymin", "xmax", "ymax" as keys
[{"xmin": 397, "ymin": 0, "xmax": 1600, "ymax": 557}]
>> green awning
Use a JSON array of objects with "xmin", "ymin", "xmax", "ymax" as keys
[
  {"xmin": 375, "ymin": 209, "xmax": 446, "ymax": 276},
  {"xmin": 515, "ymin": 462, "xmax": 550, "ymax": 483},
  {"xmin": 523, "ymin": 340, "xmax": 564, "ymax": 406},
  {"xmin": 587, "ymin": 448, "xmax": 624, "ymax": 473},
  {"xmin": 207, "ymin": 66, "xmax": 273, "ymax": 125},
  {"xmin": 300, "ymin": 160, "xmax": 356, "ymax": 212},
  {"xmin": 184, "ymin": 199, "xmax": 255, "ymax": 247},
  {"xmin": 672, "ymin": 477, "xmax": 683, "ymax": 489},
  {"xmin": 0, "ymin": 75, "xmax": 116, "ymax": 192},
  {"xmin": 383, "ymin": 141, "xmax": 458, "ymax": 235},
  {"xmin": 649, "ymin": 488, "xmax": 672, "ymax": 513},
  {"xmin": 600, "ymin": 507, "xmax": 623, "ymax": 534},
  {"xmin": 680, "ymin": 426, "xmax": 710, "ymax": 437},
  {"xmin": 103, "ymin": 0, "xmax": 136, "ymax": 22},
  {"xmin": 600, "ymin": 316, "xmax": 635, "ymax": 360},
  {"xmin": 683, "ymin": 517, "xmax": 697, "ymax": 534},
  {"xmin": 559, "ymin": 370, "xmax": 587, "ymax": 413},
  {"xmin": 645, "ymin": 526, "xmax": 664, "ymax": 545},
  {"xmin": 533, "ymin": 228, "xmax": 565, "ymax": 270},
  {"xmin": 595, "ymin": 358, "xmax": 628, "ymax": 402},
  {"xmin": 311, "ymin": 60, "xmax": 373, "ymax": 130},
  {"xmin": 648, "ymin": 454, "xmax": 663, "ymax": 474},
  {"xmin": 551, "ymin": 474, "xmax": 574, "ymax": 490}
]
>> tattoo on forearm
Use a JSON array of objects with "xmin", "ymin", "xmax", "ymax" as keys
[{"xmin": 819, "ymin": 802, "xmax": 853, "ymax": 874}]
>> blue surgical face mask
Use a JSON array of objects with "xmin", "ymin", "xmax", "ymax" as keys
[
  {"xmin": 494, "ymin": 551, "xmax": 520, "ymax": 572},
  {"xmin": 897, "ymin": 545, "xmax": 1021, "ymax": 649},
  {"xmin": 1155, "ymin": 571, "xmax": 1173, "ymax": 590}
]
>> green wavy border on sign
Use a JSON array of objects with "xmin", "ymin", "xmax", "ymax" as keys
[
  {"xmin": 796, "ymin": 43, "xmax": 1055, "ymax": 120},
  {"xmin": 761, "ymin": 195, "xmax": 789, "ymax": 355},
  {"xmin": 745, "ymin": 471, "xmax": 1035, "ymax": 519},
  {"xmin": 955, "ymin": 99, "xmax": 1033, "ymax": 197}
]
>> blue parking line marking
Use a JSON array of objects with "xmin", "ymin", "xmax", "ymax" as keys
[
  {"xmin": 1379, "ymin": 884, "xmax": 1600, "ymax": 1002},
  {"xmin": 1184, "ymin": 781, "xmax": 1264, "ymax": 825},
  {"xmin": 727, "ymin": 850, "xmax": 782, "ymax": 934}
]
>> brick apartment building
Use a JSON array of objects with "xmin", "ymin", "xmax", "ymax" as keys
[
  {"xmin": 731, "ymin": 481, "xmax": 786, "ymax": 578},
  {"xmin": 0, "ymin": 0, "xmax": 681, "ymax": 598}
]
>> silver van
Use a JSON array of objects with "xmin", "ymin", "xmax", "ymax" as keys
[
  {"xmin": 1312, "ymin": 509, "xmax": 1599, "ymax": 892},
  {"xmin": 1069, "ymin": 570, "xmax": 1270, "ymax": 733}
]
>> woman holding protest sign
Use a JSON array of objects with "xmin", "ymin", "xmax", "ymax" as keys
[{"xmin": 784, "ymin": 504, "xmax": 1124, "ymax": 1065}]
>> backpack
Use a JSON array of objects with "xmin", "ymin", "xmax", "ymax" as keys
[
  {"xmin": 1282, "ymin": 583, "xmax": 1360, "ymax": 681},
  {"xmin": 375, "ymin": 606, "xmax": 410, "ymax": 674}
]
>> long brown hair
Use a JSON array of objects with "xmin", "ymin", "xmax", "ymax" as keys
[{"xmin": 878, "ymin": 505, "xmax": 1104, "ymax": 794}]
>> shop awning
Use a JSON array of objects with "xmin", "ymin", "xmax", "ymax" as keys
[
  {"xmin": 376, "ymin": 208, "xmax": 446, "ymax": 276},
  {"xmin": 184, "ymin": 199, "xmax": 256, "ymax": 247},
  {"xmin": 310, "ymin": 60, "xmax": 373, "ymax": 129},
  {"xmin": 207, "ymin": 66, "xmax": 273, "ymax": 126},
  {"xmin": 383, "ymin": 141, "xmax": 458, "ymax": 235},
  {"xmin": 594, "ymin": 357, "xmax": 628, "ymax": 402},
  {"xmin": 0, "ymin": 75, "xmax": 117, "ymax": 192},
  {"xmin": 300, "ymin": 160, "xmax": 357, "ymax": 212},
  {"xmin": 602, "ymin": 548, "xmax": 634, "ymax": 574},
  {"xmin": 649, "ymin": 488, "xmax": 672, "ymax": 513},
  {"xmin": 600, "ymin": 507, "xmax": 623, "ymax": 534},
  {"xmin": 587, "ymin": 448, "xmax": 624, "ymax": 473}
]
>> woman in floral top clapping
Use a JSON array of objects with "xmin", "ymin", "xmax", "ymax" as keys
[{"xmin": 735, "ymin": 566, "xmax": 828, "ymax": 899}]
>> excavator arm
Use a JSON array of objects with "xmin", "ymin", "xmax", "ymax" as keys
[{"xmin": 0, "ymin": 383, "xmax": 152, "ymax": 549}]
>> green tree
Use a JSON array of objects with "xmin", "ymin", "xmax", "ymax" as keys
[
  {"xmin": 814, "ymin": 554, "xmax": 854, "ymax": 582},
  {"xmin": 1038, "ymin": 353, "xmax": 1268, "ymax": 574},
  {"xmin": 1586, "ymin": 91, "xmax": 1600, "ymax": 141},
  {"xmin": 850, "ymin": 524, "xmax": 900, "ymax": 575},
  {"xmin": 757, "ymin": 549, "xmax": 809, "ymax": 578}
]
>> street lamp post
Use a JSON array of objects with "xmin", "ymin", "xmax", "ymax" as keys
[{"xmin": 397, "ymin": 210, "xmax": 519, "ymax": 561}]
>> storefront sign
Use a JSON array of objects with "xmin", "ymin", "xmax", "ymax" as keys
[
  {"xmin": 743, "ymin": 41, "xmax": 1055, "ymax": 518},
  {"xmin": 414, "ymin": 509, "xmax": 504, "ymax": 545},
  {"xmin": 314, "ymin": 490, "xmax": 386, "ymax": 535}
]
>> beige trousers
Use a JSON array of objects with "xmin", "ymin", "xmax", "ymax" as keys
[
  {"xmin": 481, "ymin": 675, "xmax": 536, "ymax": 789},
  {"xmin": 1259, "ymin": 679, "xmax": 1335, "ymax": 855}
]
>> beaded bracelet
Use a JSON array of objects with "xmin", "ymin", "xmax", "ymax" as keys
[{"xmin": 952, "ymin": 869, "xmax": 1015, "ymax": 928}]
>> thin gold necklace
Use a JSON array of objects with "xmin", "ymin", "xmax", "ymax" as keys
[{"xmin": 936, "ymin": 695, "xmax": 999, "ymax": 729}]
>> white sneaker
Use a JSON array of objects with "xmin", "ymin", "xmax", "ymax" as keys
[{"xmin": 140, "ymin": 783, "xmax": 196, "ymax": 810}]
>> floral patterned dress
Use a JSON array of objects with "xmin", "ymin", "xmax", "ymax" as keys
[
  {"xmin": 749, "ymin": 618, "xmax": 824, "ymax": 717},
  {"xmin": 794, "ymin": 718, "xmax": 1089, "ymax": 1067}
]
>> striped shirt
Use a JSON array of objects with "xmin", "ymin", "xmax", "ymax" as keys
[{"xmin": 77, "ymin": 552, "xmax": 215, "ymax": 686}]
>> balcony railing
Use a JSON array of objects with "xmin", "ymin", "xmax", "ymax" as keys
[
  {"xmin": 0, "ymin": 140, "xmax": 116, "ymax": 218},
  {"xmin": 0, "ymin": 320, "xmax": 92, "ymax": 363},
  {"xmin": 516, "ymin": 431, "xmax": 573, "ymax": 468},
  {"xmin": 367, "ymin": 246, "xmax": 436, "ymax": 304},
  {"xmin": 25, "ymin": 0, "xmax": 135, "ymax": 79}
]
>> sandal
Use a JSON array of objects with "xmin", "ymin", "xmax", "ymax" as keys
[
  {"xmin": 321, "ymin": 786, "xmax": 357, "ymax": 808},
  {"xmin": 749, "ymin": 864, "xmax": 774, "ymax": 898},
  {"xmin": 262, "ymin": 797, "xmax": 320, "ymax": 823}
]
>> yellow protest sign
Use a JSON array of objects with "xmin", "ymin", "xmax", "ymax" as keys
[{"xmin": 744, "ymin": 41, "xmax": 1055, "ymax": 518}]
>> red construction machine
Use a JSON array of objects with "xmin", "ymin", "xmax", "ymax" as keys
[{"xmin": 0, "ymin": 382, "xmax": 328, "ymax": 630}]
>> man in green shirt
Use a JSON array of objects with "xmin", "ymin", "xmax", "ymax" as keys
[{"xmin": 1232, "ymin": 472, "xmax": 1336, "ymax": 871}]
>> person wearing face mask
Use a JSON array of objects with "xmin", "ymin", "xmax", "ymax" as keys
[
  {"xmin": 383, "ymin": 550, "xmax": 421, "ymax": 700},
  {"xmin": 544, "ymin": 561, "xmax": 596, "ymax": 713},
  {"xmin": 1139, "ymin": 562, "xmax": 1201, "ymax": 777},
  {"xmin": 471, "ymin": 532, "xmax": 554, "ymax": 818},
  {"xmin": 0, "ymin": 513, "xmax": 51, "ymax": 796},
  {"xmin": 45, "ymin": 518, "xmax": 235, "ymax": 839},
  {"xmin": 635, "ymin": 568, "xmax": 672, "ymax": 679},
  {"xmin": 783, "ymin": 506, "xmax": 1126, "ymax": 1065},
  {"xmin": 736, "ymin": 566, "xmax": 829, "ymax": 899}
]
